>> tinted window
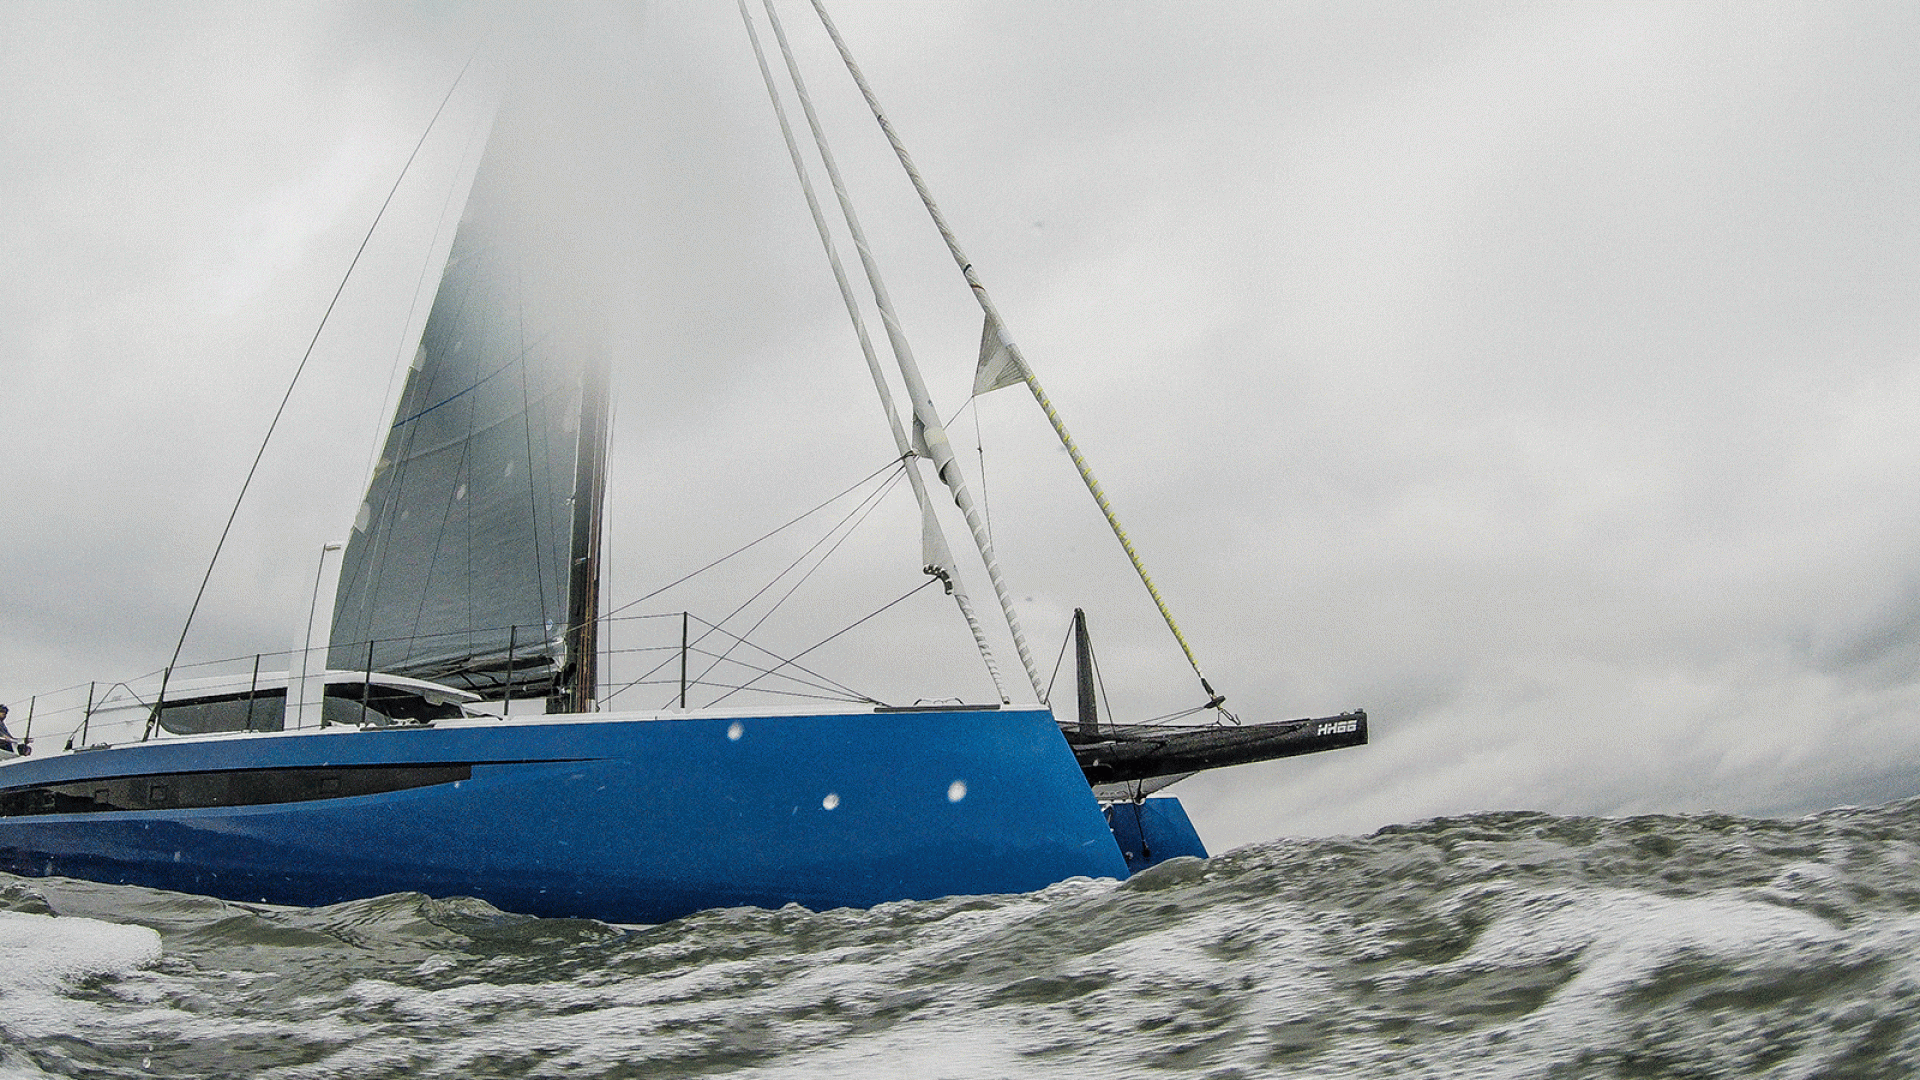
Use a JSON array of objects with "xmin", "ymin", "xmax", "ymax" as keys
[{"xmin": 157, "ymin": 690, "xmax": 286, "ymax": 735}]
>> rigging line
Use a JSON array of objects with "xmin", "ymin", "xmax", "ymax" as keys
[
  {"xmin": 706, "ymin": 576, "xmax": 941, "ymax": 707},
  {"xmin": 683, "ymin": 473, "xmax": 897, "ymax": 701},
  {"xmin": 4, "ymin": 680, "xmax": 94, "ymax": 703},
  {"xmin": 1088, "ymin": 624, "xmax": 1115, "ymax": 731},
  {"xmin": 684, "ymin": 467, "xmax": 902, "ymax": 664},
  {"xmin": 148, "ymin": 53, "xmax": 479, "ymax": 736},
  {"xmin": 673, "ymin": 646, "xmax": 853, "ymax": 699},
  {"xmin": 677, "ymin": 467, "xmax": 905, "ymax": 707},
  {"xmin": 599, "ymin": 456, "xmax": 904, "ymax": 623},
  {"xmin": 670, "ymin": 681, "xmax": 862, "ymax": 705},
  {"xmin": 739, "ymin": 0, "xmax": 1009, "ymax": 705},
  {"xmin": 1144, "ymin": 706, "xmax": 1210, "ymax": 725},
  {"xmin": 615, "ymin": 646, "xmax": 847, "ymax": 701},
  {"xmin": 610, "ymin": 624, "xmax": 857, "ymax": 707},
  {"xmin": 362, "ymin": 106, "xmax": 487, "ymax": 492},
  {"xmin": 515, "ymin": 272, "xmax": 551, "ymax": 653},
  {"xmin": 604, "ymin": 468, "xmax": 905, "ymax": 710},
  {"xmin": 600, "ymin": 370, "xmax": 619, "ymax": 704},
  {"xmin": 806, "ymin": 0, "xmax": 1223, "ymax": 708},
  {"xmin": 695, "ymin": 564, "xmax": 894, "ymax": 699},
  {"xmin": 973, "ymin": 398, "xmax": 991, "ymax": 549},
  {"xmin": 1045, "ymin": 618, "xmax": 1074, "ymax": 704},
  {"xmin": 940, "ymin": 393, "xmax": 975, "ymax": 430},
  {"xmin": 762, "ymin": 0, "xmax": 1043, "ymax": 701},
  {"xmin": 938, "ymin": 394, "xmax": 992, "ymax": 548},
  {"xmin": 600, "ymin": 644, "xmax": 676, "ymax": 708},
  {"xmin": 941, "ymin": 394, "xmax": 990, "ymax": 548},
  {"xmin": 604, "ymin": 596, "xmax": 878, "ymax": 709},
  {"xmin": 679, "ymin": 613, "xmax": 873, "ymax": 700}
]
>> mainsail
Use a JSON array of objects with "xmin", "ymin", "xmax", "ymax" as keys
[{"xmin": 329, "ymin": 142, "xmax": 608, "ymax": 710}]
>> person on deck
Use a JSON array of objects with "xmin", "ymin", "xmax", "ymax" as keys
[{"xmin": 0, "ymin": 703, "xmax": 24, "ymax": 756}]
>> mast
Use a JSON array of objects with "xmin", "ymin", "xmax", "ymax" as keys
[
  {"xmin": 556, "ymin": 348, "xmax": 611, "ymax": 714},
  {"xmin": 757, "ymin": 0, "xmax": 1046, "ymax": 701},
  {"xmin": 739, "ymin": 0, "xmax": 1011, "ymax": 703},
  {"xmin": 1073, "ymin": 608, "xmax": 1098, "ymax": 736},
  {"xmin": 807, "ymin": 0, "xmax": 1226, "ymax": 711}
]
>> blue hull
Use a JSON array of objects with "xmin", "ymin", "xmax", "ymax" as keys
[{"xmin": 0, "ymin": 707, "xmax": 1131, "ymax": 923}]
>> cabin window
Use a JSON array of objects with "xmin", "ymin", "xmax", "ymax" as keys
[
  {"xmin": 0, "ymin": 763, "xmax": 474, "ymax": 817},
  {"xmin": 155, "ymin": 690, "xmax": 286, "ymax": 735},
  {"xmin": 332, "ymin": 684, "xmax": 465, "ymax": 724},
  {"xmin": 150, "ymin": 682, "xmax": 463, "ymax": 735}
]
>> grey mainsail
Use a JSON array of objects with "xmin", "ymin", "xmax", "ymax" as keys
[{"xmin": 329, "ymin": 146, "xmax": 607, "ymax": 709}]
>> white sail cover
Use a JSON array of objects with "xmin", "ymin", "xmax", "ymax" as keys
[{"xmin": 329, "ymin": 149, "xmax": 600, "ymax": 699}]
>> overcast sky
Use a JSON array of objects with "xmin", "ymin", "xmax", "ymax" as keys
[{"xmin": 4, "ymin": 1, "xmax": 1919, "ymax": 851}]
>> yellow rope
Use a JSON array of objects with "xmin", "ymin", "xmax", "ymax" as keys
[{"xmin": 1023, "ymin": 370, "xmax": 1220, "ymax": 703}]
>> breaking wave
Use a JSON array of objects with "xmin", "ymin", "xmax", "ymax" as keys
[{"xmin": 5, "ymin": 797, "xmax": 1920, "ymax": 1077}]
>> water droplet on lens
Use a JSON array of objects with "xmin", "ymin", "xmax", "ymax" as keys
[
  {"xmin": 727, "ymin": 721, "xmax": 743, "ymax": 741},
  {"xmin": 822, "ymin": 792, "xmax": 840, "ymax": 810},
  {"xmin": 948, "ymin": 780, "xmax": 967, "ymax": 802}
]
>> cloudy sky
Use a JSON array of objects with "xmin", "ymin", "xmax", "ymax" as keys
[{"xmin": 4, "ymin": 1, "xmax": 1919, "ymax": 851}]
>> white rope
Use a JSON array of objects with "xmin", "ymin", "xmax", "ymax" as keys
[
  {"xmin": 757, "ymin": 0, "xmax": 1046, "ymax": 701},
  {"xmin": 806, "ymin": 0, "xmax": 1225, "ymax": 708},
  {"xmin": 737, "ymin": 0, "xmax": 1009, "ymax": 704}
]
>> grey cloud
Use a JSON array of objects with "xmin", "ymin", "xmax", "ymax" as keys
[{"xmin": 5, "ymin": 1, "xmax": 1920, "ymax": 852}]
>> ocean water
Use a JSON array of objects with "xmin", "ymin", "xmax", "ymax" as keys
[{"xmin": 4, "ymin": 799, "xmax": 1920, "ymax": 1079}]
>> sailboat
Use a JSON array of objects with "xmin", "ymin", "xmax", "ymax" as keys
[{"xmin": 0, "ymin": 3, "xmax": 1364, "ymax": 924}]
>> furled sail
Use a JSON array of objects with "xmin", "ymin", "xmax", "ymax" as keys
[{"xmin": 329, "ymin": 142, "xmax": 607, "ymax": 709}]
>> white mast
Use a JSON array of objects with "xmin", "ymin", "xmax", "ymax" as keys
[
  {"xmin": 737, "ymin": 0, "xmax": 1010, "ymax": 704},
  {"xmin": 755, "ymin": 0, "xmax": 1047, "ymax": 701},
  {"xmin": 807, "ymin": 0, "xmax": 1227, "ymax": 710}
]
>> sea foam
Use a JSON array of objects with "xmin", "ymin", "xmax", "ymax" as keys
[{"xmin": 0, "ymin": 909, "xmax": 162, "ymax": 999}]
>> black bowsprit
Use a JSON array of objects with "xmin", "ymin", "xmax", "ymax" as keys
[{"xmin": 1062, "ymin": 710, "xmax": 1368, "ymax": 786}]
